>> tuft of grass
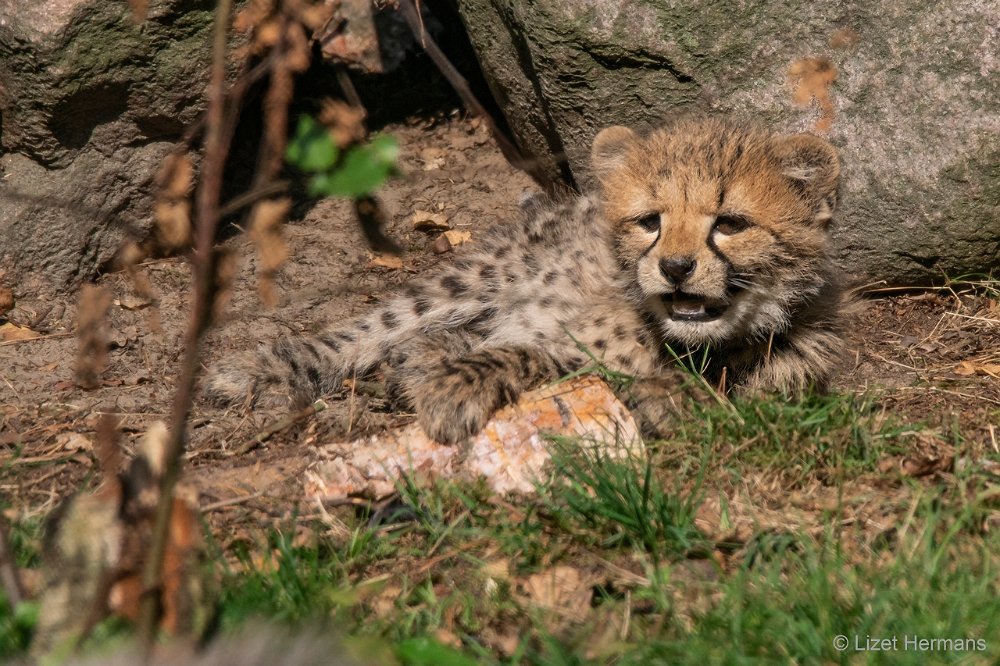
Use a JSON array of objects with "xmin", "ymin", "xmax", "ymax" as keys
[
  {"xmin": 540, "ymin": 441, "xmax": 707, "ymax": 560},
  {"xmin": 672, "ymin": 390, "xmax": 914, "ymax": 482},
  {"xmin": 617, "ymin": 500, "xmax": 1000, "ymax": 664},
  {"xmin": 0, "ymin": 515, "xmax": 43, "ymax": 659},
  {"xmin": 941, "ymin": 272, "xmax": 1000, "ymax": 299},
  {"xmin": 217, "ymin": 527, "xmax": 372, "ymax": 628},
  {"xmin": 0, "ymin": 597, "xmax": 36, "ymax": 659}
]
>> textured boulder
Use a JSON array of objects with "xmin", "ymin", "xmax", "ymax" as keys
[
  {"xmin": 0, "ymin": 0, "xmax": 214, "ymax": 290},
  {"xmin": 455, "ymin": 0, "xmax": 999, "ymax": 284}
]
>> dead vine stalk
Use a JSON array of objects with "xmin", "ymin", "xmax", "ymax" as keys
[
  {"xmin": 396, "ymin": 0, "xmax": 560, "ymax": 191},
  {"xmin": 137, "ymin": 0, "xmax": 233, "ymax": 652}
]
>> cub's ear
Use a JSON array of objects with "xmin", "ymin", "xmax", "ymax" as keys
[
  {"xmin": 591, "ymin": 125, "xmax": 636, "ymax": 183},
  {"xmin": 774, "ymin": 134, "xmax": 840, "ymax": 225}
]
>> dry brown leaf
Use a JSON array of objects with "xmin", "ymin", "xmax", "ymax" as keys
[
  {"xmin": 285, "ymin": 22, "xmax": 312, "ymax": 73},
  {"xmin": 318, "ymin": 99, "xmax": 367, "ymax": 148},
  {"xmin": 109, "ymin": 325, "xmax": 141, "ymax": 349},
  {"xmin": 443, "ymin": 230, "xmax": 472, "ymax": 247},
  {"xmin": 248, "ymin": 198, "xmax": 290, "ymax": 307},
  {"xmin": 522, "ymin": 565, "xmax": 593, "ymax": 621},
  {"xmin": 480, "ymin": 627, "xmax": 521, "ymax": 658},
  {"xmin": 412, "ymin": 210, "xmax": 450, "ymax": 231},
  {"xmin": 56, "ymin": 432, "xmax": 93, "ymax": 453},
  {"xmin": 880, "ymin": 432, "xmax": 955, "ymax": 477},
  {"xmin": 300, "ymin": 3, "xmax": 335, "ymax": 31},
  {"xmin": 482, "ymin": 558, "xmax": 511, "ymax": 581},
  {"xmin": 433, "ymin": 629, "xmax": 463, "ymax": 649},
  {"xmin": 153, "ymin": 153, "xmax": 194, "ymax": 250},
  {"xmin": 369, "ymin": 253, "xmax": 404, "ymax": 270},
  {"xmin": 213, "ymin": 247, "xmax": 239, "ymax": 323},
  {"xmin": 32, "ymin": 420, "xmax": 206, "ymax": 652},
  {"xmin": 233, "ymin": 0, "xmax": 273, "ymax": 33},
  {"xmin": 76, "ymin": 285, "xmax": 112, "ymax": 389},
  {"xmin": 954, "ymin": 360, "xmax": 1000, "ymax": 377},
  {"xmin": 115, "ymin": 295, "xmax": 152, "ymax": 311},
  {"xmin": 0, "ymin": 285, "xmax": 13, "ymax": 316},
  {"xmin": 954, "ymin": 360, "xmax": 977, "ymax": 376},
  {"xmin": 901, "ymin": 455, "xmax": 953, "ymax": 477},
  {"xmin": 254, "ymin": 18, "xmax": 282, "ymax": 51},
  {"xmin": 419, "ymin": 147, "xmax": 446, "ymax": 170},
  {"xmin": 115, "ymin": 240, "xmax": 163, "ymax": 335},
  {"xmin": 371, "ymin": 585, "xmax": 402, "ymax": 618},
  {"xmin": 0, "ymin": 322, "xmax": 39, "ymax": 342}
]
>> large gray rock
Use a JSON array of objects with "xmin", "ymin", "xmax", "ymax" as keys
[
  {"xmin": 455, "ymin": 0, "xmax": 999, "ymax": 284},
  {"xmin": 0, "ymin": 0, "xmax": 214, "ymax": 290}
]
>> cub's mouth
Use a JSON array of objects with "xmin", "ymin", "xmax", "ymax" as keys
[
  {"xmin": 662, "ymin": 291, "xmax": 726, "ymax": 321},
  {"xmin": 661, "ymin": 284, "xmax": 747, "ymax": 322}
]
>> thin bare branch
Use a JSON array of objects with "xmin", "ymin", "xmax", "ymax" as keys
[
  {"xmin": 396, "ymin": 0, "xmax": 558, "ymax": 191},
  {"xmin": 138, "ymin": 0, "xmax": 234, "ymax": 652}
]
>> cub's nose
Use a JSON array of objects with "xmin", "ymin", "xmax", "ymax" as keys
[{"xmin": 659, "ymin": 257, "xmax": 696, "ymax": 283}]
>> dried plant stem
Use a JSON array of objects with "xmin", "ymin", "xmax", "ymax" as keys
[
  {"xmin": 236, "ymin": 399, "xmax": 328, "ymax": 455},
  {"xmin": 396, "ymin": 0, "xmax": 558, "ymax": 191},
  {"xmin": 219, "ymin": 179, "xmax": 289, "ymax": 217},
  {"xmin": 138, "ymin": 0, "xmax": 233, "ymax": 653}
]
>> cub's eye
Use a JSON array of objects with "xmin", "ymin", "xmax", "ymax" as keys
[
  {"xmin": 713, "ymin": 215, "xmax": 752, "ymax": 236},
  {"xmin": 636, "ymin": 213, "xmax": 660, "ymax": 233}
]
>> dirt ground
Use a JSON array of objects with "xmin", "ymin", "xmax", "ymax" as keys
[{"xmin": 1, "ymin": 111, "xmax": 998, "ymax": 546}]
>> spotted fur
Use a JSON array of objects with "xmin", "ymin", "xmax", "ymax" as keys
[{"xmin": 205, "ymin": 117, "xmax": 850, "ymax": 443}]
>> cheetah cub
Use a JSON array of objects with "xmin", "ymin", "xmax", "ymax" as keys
[{"xmin": 206, "ymin": 117, "xmax": 850, "ymax": 443}]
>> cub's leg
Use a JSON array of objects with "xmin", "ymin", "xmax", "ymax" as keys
[
  {"xmin": 394, "ymin": 345, "xmax": 576, "ymax": 444},
  {"xmin": 203, "ymin": 265, "xmax": 499, "ymax": 408}
]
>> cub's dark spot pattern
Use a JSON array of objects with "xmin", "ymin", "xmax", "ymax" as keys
[{"xmin": 441, "ymin": 275, "xmax": 468, "ymax": 297}]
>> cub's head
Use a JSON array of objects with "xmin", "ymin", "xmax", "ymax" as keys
[{"xmin": 591, "ymin": 117, "xmax": 840, "ymax": 346}]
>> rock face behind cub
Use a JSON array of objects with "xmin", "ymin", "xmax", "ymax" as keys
[{"xmin": 206, "ymin": 117, "xmax": 850, "ymax": 443}]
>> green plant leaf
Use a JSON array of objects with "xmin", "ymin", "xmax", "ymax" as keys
[
  {"xmin": 286, "ymin": 115, "xmax": 338, "ymax": 173},
  {"xmin": 310, "ymin": 135, "xmax": 399, "ymax": 198}
]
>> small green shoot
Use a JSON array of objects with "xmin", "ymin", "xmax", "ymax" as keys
[{"xmin": 286, "ymin": 115, "xmax": 398, "ymax": 198}]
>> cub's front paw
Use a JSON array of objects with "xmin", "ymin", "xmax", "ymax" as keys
[{"xmin": 412, "ymin": 387, "xmax": 495, "ymax": 445}]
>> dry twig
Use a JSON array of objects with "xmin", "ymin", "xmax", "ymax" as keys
[
  {"xmin": 138, "ymin": 0, "xmax": 234, "ymax": 651},
  {"xmin": 396, "ymin": 0, "xmax": 560, "ymax": 191},
  {"xmin": 236, "ymin": 399, "xmax": 328, "ymax": 455}
]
